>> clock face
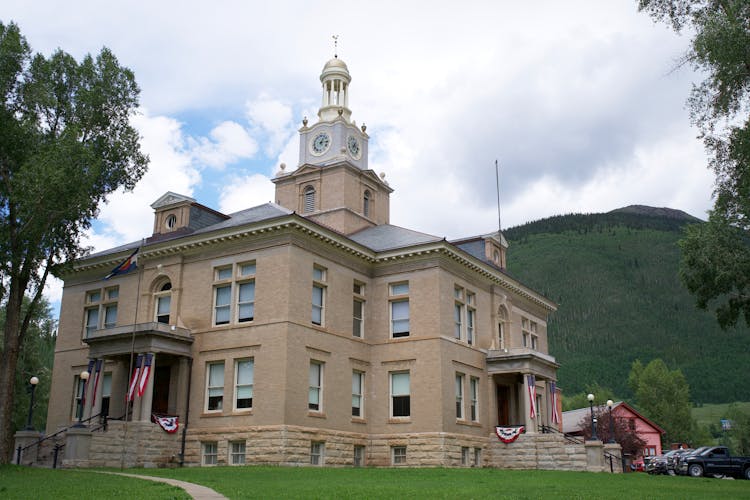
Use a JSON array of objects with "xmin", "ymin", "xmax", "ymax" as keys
[
  {"xmin": 347, "ymin": 135, "xmax": 361, "ymax": 158},
  {"xmin": 311, "ymin": 132, "xmax": 331, "ymax": 155}
]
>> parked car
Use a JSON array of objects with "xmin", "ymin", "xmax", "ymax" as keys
[
  {"xmin": 675, "ymin": 447, "xmax": 709, "ymax": 475},
  {"xmin": 666, "ymin": 448, "xmax": 692, "ymax": 475},
  {"xmin": 680, "ymin": 446, "xmax": 750, "ymax": 479},
  {"xmin": 646, "ymin": 449, "xmax": 682, "ymax": 475}
]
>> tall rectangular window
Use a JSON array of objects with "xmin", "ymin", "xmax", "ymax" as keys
[
  {"xmin": 103, "ymin": 304, "xmax": 118, "ymax": 329},
  {"xmin": 237, "ymin": 282, "xmax": 255, "ymax": 322},
  {"xmin": 101, "ymin": 372, "xmax": 112, "ymax": 417},
  {"xmin": 156, "ymin": 293, "xmax": 171, "ymax": 324},
  {"xmin": 230, "ymin": 441, "xmax": 246, "ymax": 465},
  {"xmin": 85, "ymin": 308, "xmax": 99, "ymax": 337},
  {"xmin": 72, "ymin": 375, "xmax": 86, "ymax": 420},
  {"xmin": 214, "ymin": 285, "xmax": 231, "ymax": 325},
  {"xmin": 353, "ymin": 445, "xmax": 365, "ymax": 467},
  {"xmin": 461, "ymin": 447, "xmax": 470, "ymax": 466},
  {"xmin": 390, "ymin": 282, "xmax": 410, "ymax": 338},
  {"xmin": 206, "ymin": 362, "xmax": 224, "ymax": 412},
  {"xmin": 312, "ymin": 266, "xmax": 326, "ymax": 326},
  {"xmin": 455, "ymin": 374, "xmax": 465, "ymax": 419},
  {"xmin": 474, "ymin": 448, "xmax": 482, "ymax": 467},
  {"xmin": 466, "ymin": 292, "xmax": 476, "ymax": 345},
  {"xmin": 235, "ymin": 359, "xmax": 254, "ymax": 410},
  {"xmin": 352, "ymin": 371, "xmax": 364, "ymax": 417},
  {"xmin": 470, "ymin": 377, "xmax": 479, "ymax": 421},
  {"xmin": 353, "ymin": 281, "xmax": 365, "ymax": 338},
  {"xmin": 309, "ymin": 361, "xmax": 323, "ymax": 412},
  {"xmin": 454, "ymin": 287, "xmax": 464, "ymax": 340},
  {"xmin": 390, "ymin": 371, "xmax": 410, "ymax": 418}
]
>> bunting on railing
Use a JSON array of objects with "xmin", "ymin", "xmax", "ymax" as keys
[
  {"xmin": 153, "ymin": 414, "xmax": 179, "ymax": 433},
  {"xmin": 495, "ymin": 426, "xmax": 525, "ymax": 444}
]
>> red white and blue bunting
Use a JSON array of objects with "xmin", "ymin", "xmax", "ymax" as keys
[
  {"xmin": 527, "ymin": 374, "xmax": 537, "ymax": 419},
  {"xmin": 495, "ymin": 426, "xmax": 525, "ymax": 444},
  {"xmin": 550, "ymin": 381, "xmax": 560, "ymax": 424},
  {"xmin": 154, "ymin": 414, "xmax": 179, "ymax": 433}
]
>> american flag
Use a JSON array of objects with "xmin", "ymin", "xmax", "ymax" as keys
[
  {"xmin": 550, "ymin": 381, "xmax": 560, "ymax": 424},
  {"xmin": 137, "ymin": 354, "xmax": 153, "ymax": 397},
  {"xmin": 527, "ymin": 374, "xmax": 537, "ymax": 419},
  {"xmin": 127, "ymin": 355, "xmax": 143, "ymax": 401}
]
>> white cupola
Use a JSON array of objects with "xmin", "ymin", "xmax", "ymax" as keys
[{"xmin": 318, "ymin": 57, "xmax": 352, "ymax": 122}]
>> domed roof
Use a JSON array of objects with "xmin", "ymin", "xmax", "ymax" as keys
[{"xmin": 320, "ymin": 57, "xmax": 351, "ymax": 83}]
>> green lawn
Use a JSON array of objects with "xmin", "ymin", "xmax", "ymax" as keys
[
  {"xmin": 693, "ymin": 402, "xmax": 750, "ymax": 427},
  {"xmin": 2, "ymin": 465, "xmax": 749, "ymax": 499},
  {"xmin": 136, "ymin": 466, "xmax": 750, "ymax": 499}
]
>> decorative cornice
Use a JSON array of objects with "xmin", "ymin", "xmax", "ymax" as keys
[{"xmin": 70, "ymin": 213, "xmax": 555, "ymax": 311}]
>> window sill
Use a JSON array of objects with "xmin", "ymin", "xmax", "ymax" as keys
[
  {"xmin": 456, "ymin": 419, "xmax": 482, "ymax": 428},
  {"xmin": 231, "ymin": 409, "xmax": 253, "ymax": 416},
  {"xmin": 308, "ymin": 411, "xmax": 327, "ymax": 419},
  {"xmin": 388, "ymin": 417, "xmax": 411, "ymax": 424},
  {"xmin": 201, "ymin": 411, "xmax": 225, "ymax": 418},
  {"xmin": 351, "ymin": 417, "xmax": 367, "ymax": 424}
]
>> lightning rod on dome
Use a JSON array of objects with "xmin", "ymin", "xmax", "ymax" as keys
[
  {"xmin": 495, "ymin": 159, "xmax": 502, "ymax": 234},
  {"xmin": 332, "ymin": 35, "xmax": 339, "ymax": 58}
]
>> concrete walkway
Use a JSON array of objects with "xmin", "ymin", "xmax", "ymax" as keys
[{"xmin": 97, "ymin": 471, "xmax": 228, "ymax": 500}]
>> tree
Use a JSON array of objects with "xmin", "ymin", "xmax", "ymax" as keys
[
  {"xmin": 562, "ymin": 383, "xmax": 618, "ymax": 412},
  {"xmin": 638, "ymin": 1, "xmax": 750, "ymax": 328},
  {"xmin": 0, "ymin": 21, "xmax": 148, "ymax": 463},
  {"xmin": 628, "ymin": 359, "xmax": 693, "ymax": 445},
  {"xmin": 577, "ymin": 406, "xmax": 647, "ymax": 458}
]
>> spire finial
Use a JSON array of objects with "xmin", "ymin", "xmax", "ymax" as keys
[{"xmin": 332, "ymin": 35, "xmax": 339, "ymax": 58}]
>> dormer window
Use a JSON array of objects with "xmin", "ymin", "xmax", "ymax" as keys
[
  {"xmin": 303, "ymin": 186, "xmax": 316, "ymax": 213},
  {"xmin": 363, "ymin": 190, "xmax": 371, "ymax": 217}
]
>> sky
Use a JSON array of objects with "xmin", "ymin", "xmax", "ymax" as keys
[{"xmin": 5, "ymin": 1, "xmax": 713, "ymax": 311}]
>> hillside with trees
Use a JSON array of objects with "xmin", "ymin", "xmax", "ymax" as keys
[{"xmin": 505, "ymin": 206, "xmax": 749, "ymax": 404}]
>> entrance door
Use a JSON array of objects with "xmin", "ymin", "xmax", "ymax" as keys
[
  {"xmin": 152, "ymin": 366, "xmax": 171, "ymax": 414},
  {"xmin": 496, "ymin": 385, "xmax": 510, "ymax": 426}
]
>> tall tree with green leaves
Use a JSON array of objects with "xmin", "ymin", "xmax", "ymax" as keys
[
  {"xmin": 638, "ymin": 1, "xmax": 750, "ymax": 328},
  {"xmin": 0, "ymin": 21, "xmax": 148, "ymax": 463},
  {"xmin": 628, "ymin": 359, "xmax": 693, "ymax": 445}
]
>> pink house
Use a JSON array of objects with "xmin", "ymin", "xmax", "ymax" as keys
[{"xmin": 562, "ymin": 401, "xmax": 665, "ymax": 468}]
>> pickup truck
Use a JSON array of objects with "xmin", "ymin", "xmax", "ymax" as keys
[{"xmin": 681, "ymin": 446, "xmax": 750, "ymax": 479}]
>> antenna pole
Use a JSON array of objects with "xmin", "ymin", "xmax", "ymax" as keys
[
  {"xmin": 495, "ymin": 159, "xmax": 502, "ymax": 233},
  {"xmin": 332, "ymin": 35, "xmax": 339, "ymax": 58}
]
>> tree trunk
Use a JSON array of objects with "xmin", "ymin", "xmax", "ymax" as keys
[{"xmin": 0, "ymin": 279, "xmax": 24, "ymax": 464}]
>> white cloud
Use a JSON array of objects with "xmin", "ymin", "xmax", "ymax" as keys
[
  {"xmin": 246, "ymin": 94, "xmax": 295, "ymax": 157},
  {"xmin": 190, "ymin": 121, "xmax": 258, "ymax": 169},
  {"xmin": 218, "ymin": 174, "xmax": 275, "ymax": 214}
]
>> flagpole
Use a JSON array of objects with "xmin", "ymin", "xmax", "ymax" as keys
[
  {"xmin": 121, "ymin": 239, "xmax": 144, "ymax": 470},
  {"xmin": 495, "ymin": 159, "xmax": 502, "ymax": 233}
]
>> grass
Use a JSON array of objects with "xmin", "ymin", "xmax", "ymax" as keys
[
  {"xmin": 0, "ymin": 465, "xmax": 189, "ymax": 499},
  {"xmin": 2, "ymin": 465, "xmax": 749, "ymax": 499},
  {"xmin": 693, "ymin": 402, "xmax": 750, "ymax": 427},
  {"xmin": 134, "ymin": 466, "xmax": 750, "ymax": 499}
]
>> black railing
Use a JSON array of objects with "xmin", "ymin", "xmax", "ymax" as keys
[{"xmin": 539, "ymin": 424, "xmax": 626, "ymax": 472}]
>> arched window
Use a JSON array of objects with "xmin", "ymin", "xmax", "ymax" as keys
[
  {"xmin": 303, "ymin": 186, "xmax": 315, "ymax": 213},
  {"xmin": 155, "ymin": 282, "xmax": 172, "ymax": 324},
  {"xmin": 363, "ymin": 190, "xmax": 371, "ymax": 217}
]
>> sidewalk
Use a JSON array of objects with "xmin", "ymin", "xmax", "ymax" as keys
[{"xmin": 98, "ymin": 471, "xmax": 228, "ymax": 500}]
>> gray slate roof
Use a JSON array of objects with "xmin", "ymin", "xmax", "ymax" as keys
[{"xmin": 348, "ymin": 224, "xmax": 443, "ymax": 252}]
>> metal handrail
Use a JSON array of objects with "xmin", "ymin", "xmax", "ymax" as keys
[
  {"xmin": 540, "ymin": 424, "xmax": 626, "ymax": 472},
  {"xmin": 19, "ymin": 412, "xmax": 105, "ymax": 453}
]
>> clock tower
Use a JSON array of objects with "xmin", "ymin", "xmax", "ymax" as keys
[{"xmin": 273, "ymin": 55, "xmax": 392, "ymax": 235}]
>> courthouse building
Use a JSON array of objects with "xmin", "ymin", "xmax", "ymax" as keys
[{"xmin": 46, "ymin": 55, "xmax": 563, "ymax": 467}]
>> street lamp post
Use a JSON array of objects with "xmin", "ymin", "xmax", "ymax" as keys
[
  {"xmin": 606, "ymin": 399, "xmax": 615, "ymax": 444},
  {"xmin": 587, "ymin": 393, "xmax": 598, "ymax": 441},
  {"xmin": 74, "ymin": 370, "xmax": 90, "ymax": 427},
  {"xmin": 24, "ymin": 376, "xmax": 39, "ymax": 431}
]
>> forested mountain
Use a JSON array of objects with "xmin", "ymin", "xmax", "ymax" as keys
[{"xmin": 504, "ymin": 206, "xmax": 748, "ymax": 404}]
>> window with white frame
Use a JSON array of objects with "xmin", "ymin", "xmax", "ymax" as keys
[
  {"xmin": 101, "ymin": 372, "xmax": 112, "ymax": 416},
  {"xmin": 83, "ymin": 286, "xmax": 119, "ymax": 337},
  {"xmin": 202, "ymin": 442, "xmax": 218, "ymax": 465},
  {"xmin": 474, "ymin": 447, "xmax": 482, "ymax": 467},
  {"xmin": 309, "ymin": 361, "xmax": 323, "ymax": 412},
  {"xmin": 213, "ymin": 262, "xmax": 256, "ymax": 326},
  {"xmin": 72, "ymin": 374, "xmax": 86, "ymax": 420},
  {"xmin": 455, "ymin": 373, "xmax": 465, "ymax": 419},
  {"xmin": 206, "ymin": 362, "xmax": 224, "ymax": 412},
  {"xmin": 230, "ymin": 441, "xmax": 246, "ymax": 465},
  {"xmin": 392, "ymin": 446, "xmax": 407, "ymax": 465},
  {"xmin": 312, "ymin": 266, "xmax": 326, "ymax": 326},
  {"xmin": 352, "ymin": 371, "xmax": 364, "ymax": 417},
  {"xmin": 470, "ymin": 377, "xmax": 479, "ymax": 422},
  {"xmin": 466, "ymin": 292, "xmax": 476, "ymax": 345},
  {"xmin": 454, "ymin": 287, "xmax": 464, "ymax": 339},
  {"xmin": 234, "ymin": 359, "xmax": 253, "ymax": 410},
  {"xmin": 390, "ymin": 371, "xmax": 410, "ymax": 418},
  {"xmin": 353, "ymin": 281, "xmax": 365, "ymax": 338},
  {"xmin": 353, "ymin": 445, "xmax": 365, "ymax": 467},
  {"xmin": 389, "ymin": 282, "xmax": 410, "ymax": 338},
  {"xmin": 155, "ymin": 282, "xmax": 172, "ymax": 324},
  {"xmin": 461, "ymin": 446, "xmax": 470, "ymax": 466},
  {"xmin": 310, "ymin": 441, "xmax": 325, "ymax": 465}
]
